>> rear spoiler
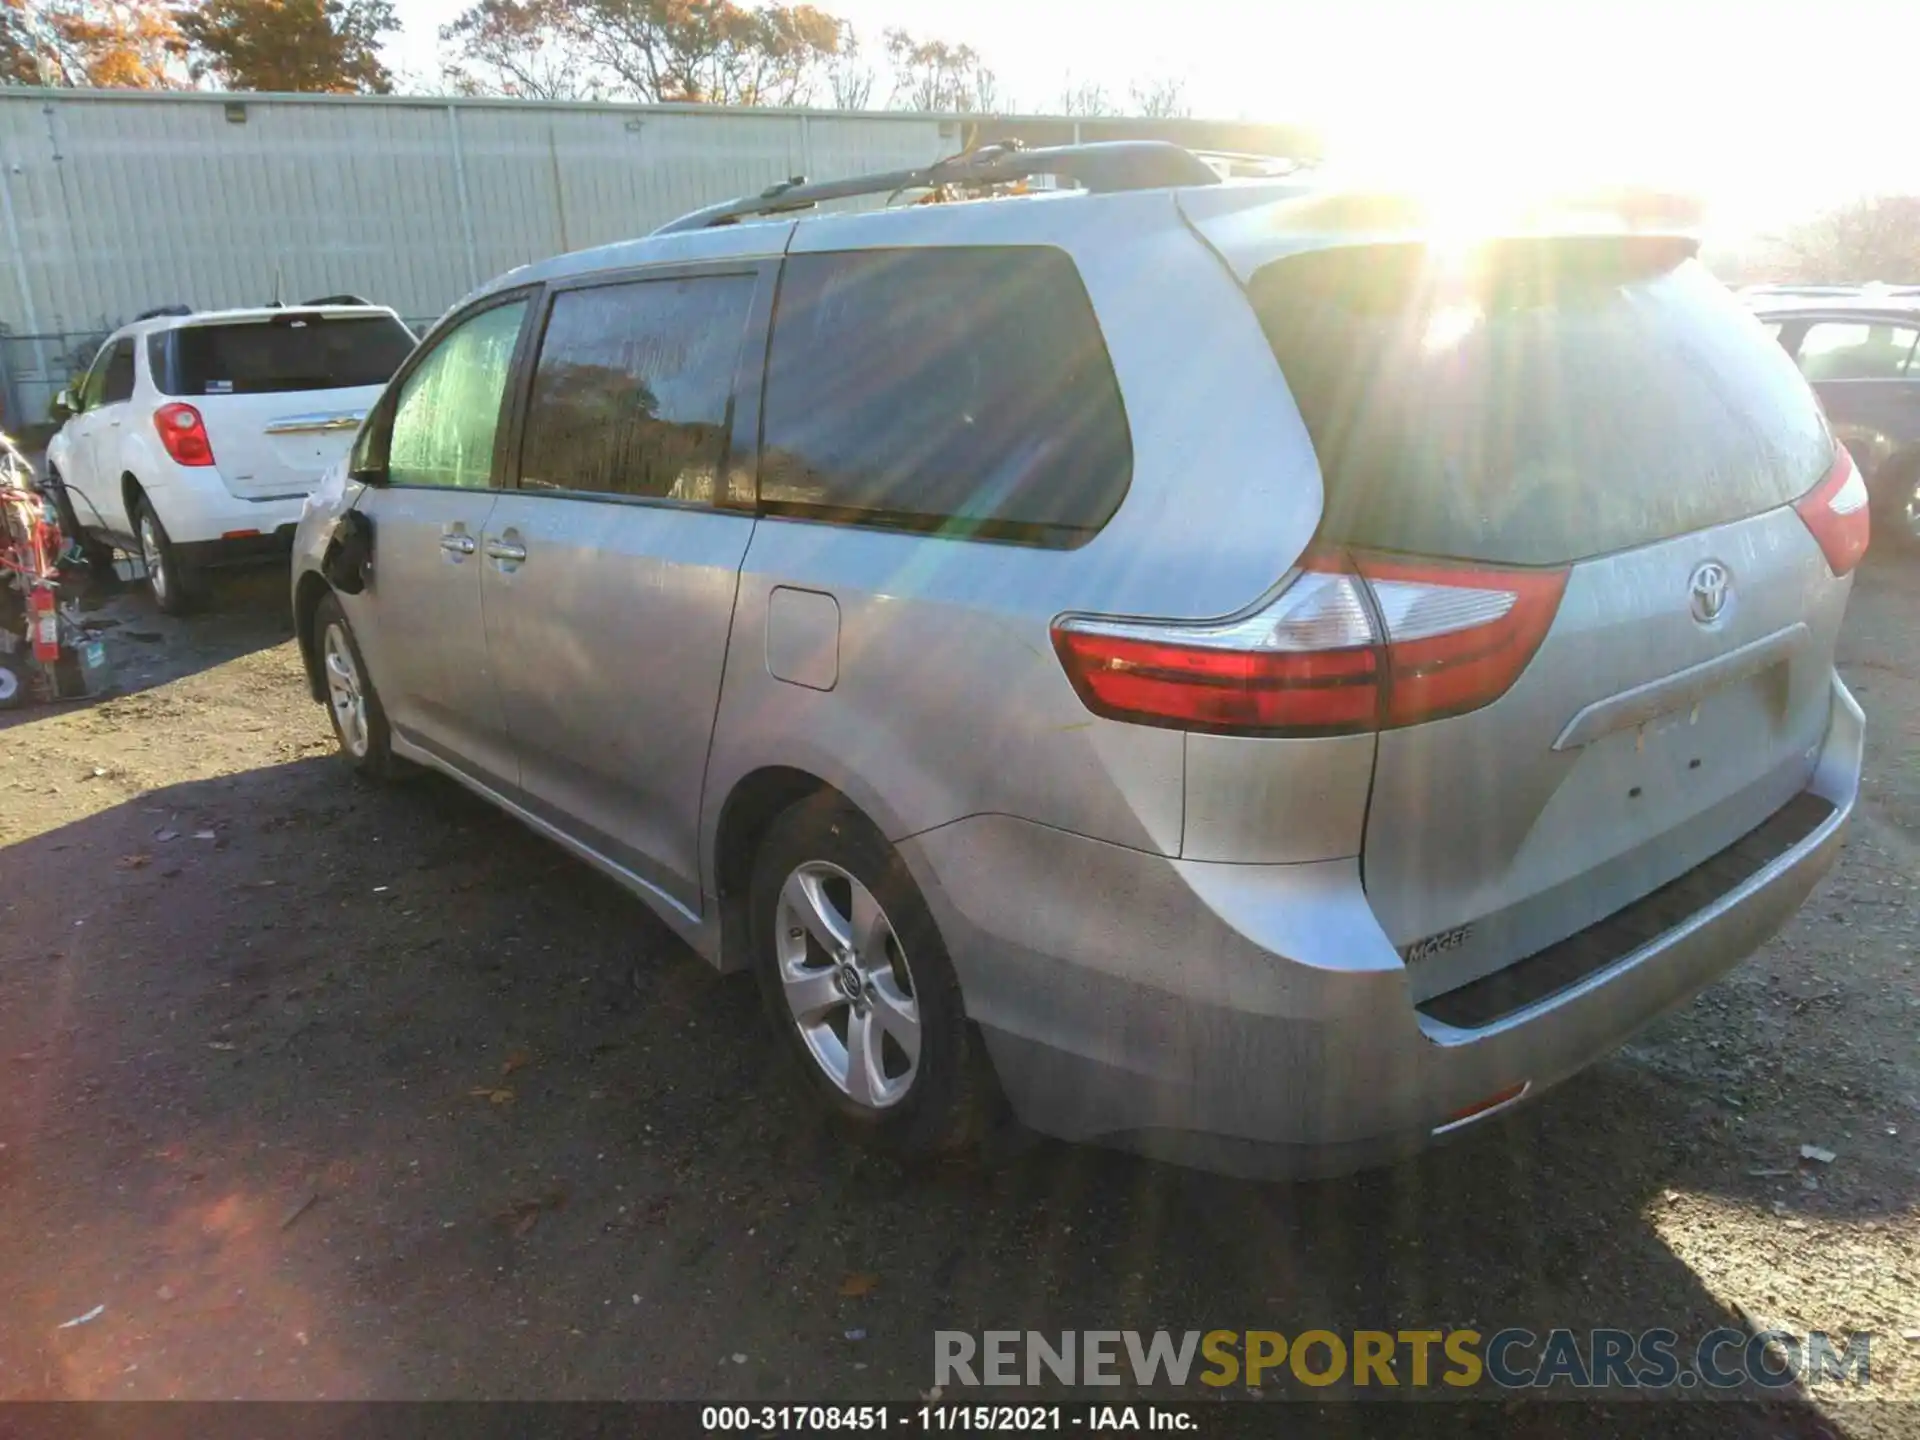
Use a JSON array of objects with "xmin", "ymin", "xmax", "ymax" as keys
[{"xmin": 1179, "ymin": 181, "xmax": 1706, "ymax": 282}]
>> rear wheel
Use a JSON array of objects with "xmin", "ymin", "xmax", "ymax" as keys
[
  {"xmin": 0, "ymin": 651, "xmax": 28, "ymax": 710},
  {"xmin": 134, "ymin": 495, "xmax": 197, "ymax": 615},
  {"xmin": 313, "ymin": 592, "xmax": 396, "ymax": 779},
  {"xmin": 750, "ymin": 795, "xmax": 986, "ymax": 1158},
  {"xmin": 44, "ymin": 466, "xmax": 117, "ymax": 577},
  {"xmin": 1890, "ymin": 463, "xmax": 1920, "ymax": 552}
]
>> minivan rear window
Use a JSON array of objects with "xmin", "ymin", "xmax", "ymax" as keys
[
  {"xmin": 759, "ymin": 247, "xmax": 1132, "ymax": 546},
  {"xmin": 157, "ymin": 314, "xmax": 417, "ymax": 398},
  {"xmin": 1250, "ymin": 242, "xmax": 1834, "ymax": 566}
]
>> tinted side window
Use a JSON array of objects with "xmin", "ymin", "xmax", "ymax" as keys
[
  {"xmin": 101, "ymin": 339, "xmax": 137, "ymax": 404},
  {"xmin": 759, "ymin": 247, "xmax": 1132, "ymax": 545},
  {"xmin": 519, "ymin": 275, "xmax": 753, "ymax": 503},
  {"xmin": 1794, "ymin": 319, "xmax": 1920, "ymax": 381},
  {"xmin": 386, "ymin": 300, "xmax": 527, "ymax": 490}
]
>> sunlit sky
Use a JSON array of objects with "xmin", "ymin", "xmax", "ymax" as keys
[{"xmin": 384, "ymin": 0, "xmax": 1920, "ymax": 237}]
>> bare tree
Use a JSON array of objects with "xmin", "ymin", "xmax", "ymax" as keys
[
  {"xmin": 1128, "ymin": 75, "xmax": 1188, "ymax": 118},
  {"xmin": 1767, "ymin": 195, "xmax": 1920, "ymax": 284},
  {"xmin": 824, "ymin": 21, "xmax": 871, "ymax": 108},
  {"xmin": 1057, "ymin": 75, "xmax": 1111, "ymax": 116},
  {"xmin": 441, "ymin": 0, "xmax": 603, "ymax": 99},
  {"xmin": 441, "ymin": 0, "xmax": 843, "ymax": 106},
  {"xmin": 883, "ymin": 27, "xmax": 994, "ymax": 112}
]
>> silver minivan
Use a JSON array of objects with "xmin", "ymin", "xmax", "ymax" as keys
[{"xmin": 293, "ymin": 144, "xmax": 1867, "ymax": 1177}]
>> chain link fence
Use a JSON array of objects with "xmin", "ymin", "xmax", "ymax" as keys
[{"xmin": 0, "ymin": 328, "xmax": 107, "ymax": 445}]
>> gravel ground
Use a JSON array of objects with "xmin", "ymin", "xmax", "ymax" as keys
[{"xmin": 0, "ymin": 554, "xmax": 1915, "ymax": 1436}]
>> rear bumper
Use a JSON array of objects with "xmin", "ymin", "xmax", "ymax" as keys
[
  {"xmin": 175, "ymin": 523, "xmax": 297, "ymax": 570},
  {"xmin": 901, "ymin": 673, "xmax": 1863, "ymax": 1179},
  {"xmin": 144, "ymin": 467, "xmax": 307, "ymax": 553}
]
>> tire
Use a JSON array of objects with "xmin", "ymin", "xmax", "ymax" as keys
[
  {"xmin": 42, "ymin": 467, "xmax": 116, "ymax": 577},
  {"xmin": 312, "ymin": 592, "xmax": 397, "ymax": 779},
  {"xmin": 133, "ymin": 494, "xmax": 198, "ymax": 615},
  {"xmin": 0, "ymin": 651, "xmax": 28, "ymax": 710},
  {"xmin": 1880, "ymin": 460, "xmax": 1920, "ymax": 553},
  {"xmin": 749, "ymin": 794, "xmax": 986, "ymax": 1158}
]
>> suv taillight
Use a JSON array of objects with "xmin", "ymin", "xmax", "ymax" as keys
[
  {"xmin": 154, "ymin": 402, "xmax": 215, "ymax": 467},
  {"xmin": 1793, "ymin": 445, "xmax": 1870, "ymax": 576},
  {"xmin": 1051, "ymin": 549, "xmax": 1567, "ymax": 737}
]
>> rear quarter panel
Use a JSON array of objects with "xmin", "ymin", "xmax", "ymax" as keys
[{"xmin": 701, "ymin": 192, "xmax": 1328, "ymax": 893}]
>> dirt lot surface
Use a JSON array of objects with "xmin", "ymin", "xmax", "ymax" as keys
[{"xmin": 1, "ymin": 556, "xmax": 1916, "ymax": 1436}]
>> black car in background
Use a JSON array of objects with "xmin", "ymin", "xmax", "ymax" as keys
[{"xmin": 1745, "ymin": 286, "xmax": 1920, "ymax": 548}]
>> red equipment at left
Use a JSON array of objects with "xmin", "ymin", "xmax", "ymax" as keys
[{"xmin": 1, "ymin": 431, "xmax": 101, "ymax": 706}]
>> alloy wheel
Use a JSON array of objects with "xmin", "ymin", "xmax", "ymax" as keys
[
  {"xmin": 139, "ymin": 513, "xmax": 167, "ymax": 606},
  {"xmin": 322, "ymin": 621, "xmax": 369, "ymax": 757},
  {"xmin": 773, "ymin": 861, "xmax": 921, "ymax": 1110}
]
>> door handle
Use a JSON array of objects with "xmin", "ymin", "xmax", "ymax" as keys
[
  {"xmin": 484, "ymin": 539, "xmax": 527, "ymax": 562},
  {"xmin": 439, "ymin": 533, "xmax": 476, "ymax": 555}
]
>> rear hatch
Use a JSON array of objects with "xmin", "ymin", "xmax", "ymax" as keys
[
  {"xmin": 1232, "ymin": 232, "xmax": 1855, "ymax": 1004},
  {"xmin": 155, "ymin": 311, "xmax": 416, "ymax": 500}
]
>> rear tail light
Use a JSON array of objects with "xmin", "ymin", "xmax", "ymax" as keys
[
  {"xmin": 1352, "ymin": 554, "xmax": 1568, "ymax": 728},
  {"xmin": 154, "ymin": 403, "xmax": 215, "ymax": 467},
  {"xmin": 1052, "ymin": 549, "xmax": 1567, "ymax": 737},
  {"xmin": 1794, "ymin": 445, "xmax": 1870, "ymax": 576}
]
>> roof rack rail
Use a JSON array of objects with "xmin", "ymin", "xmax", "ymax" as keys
[
  {"xmin": 652, "ymin": 139, "xmax": 1224, "ymax": 236},
  {"xmin": 301, "ymin": 293, "xmax": 374, "ymax": 307},
  {"xmin": 1189, "ymin": 149, "xmax": 1311, "ymax": 179}
]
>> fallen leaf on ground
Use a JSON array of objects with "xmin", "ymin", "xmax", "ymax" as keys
[
  {"xmin": 469, "ymin": 1087, "xmax": 514, "ymax": 1105},
  {"xmin": 118, "ymin": 854, "xmax": 150, "ymax": 870},
  {"xmin": 279, "ymin": 1188, "xmax": 319, "ymax": 1230},
  {"xmin": 495, "ymin": 1187, "xmax": 568, "ymax": 1236},
  {"xmin": 153, "ymin": 830, "xmax": 179, "ymax": 843},
  {"xmin": 838, "ymin": 1272, "xmax": 880, "ymax": 1298},
  {"xmin": 501, "ymin": 1049, "xmax": 531, "ymax": 1077},
  {"xmin": 206, "ymin": 1041, "xmax": 236, "ymax": 1052}
]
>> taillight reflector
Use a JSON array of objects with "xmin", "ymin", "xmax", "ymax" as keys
[
  {"xmin": 154, "ymin": 403, "xmax": 215, "ymax": 467},
  {"xmin": 1052, "ymin": 549, "xmax": 1567, "ymax": 737},
  {"xmin": 1794, "ymin": 446, "xmax": 1870, "ymax": 576}
]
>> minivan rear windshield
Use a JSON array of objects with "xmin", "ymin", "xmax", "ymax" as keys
[
  {"xmin": 156, "ymin": 314, "xmax": 417, "ymax": 398},
  {"xmin": 1250, "ymin": 241, "xmax": 1834, "ymax": 566}
]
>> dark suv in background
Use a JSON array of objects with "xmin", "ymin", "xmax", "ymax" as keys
[{"xmin": 1745, "ymin": 285, "xmax": 1920, "ymax": 547}]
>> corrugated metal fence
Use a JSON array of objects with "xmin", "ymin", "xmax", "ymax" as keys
[
  {"xmin": 0, "ymin": 89, "xmax": 1318, "ymax": 429},
  {"xmin": 0, "ymin": 90, "xmax": 967, "ymax": 426}
]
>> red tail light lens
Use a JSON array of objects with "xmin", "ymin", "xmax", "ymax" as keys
[
  {"xmin": 154, "ymin": 403, "xmax": 215, "ymax": 467},
  {"xmin": 1052, "ymin": 550, "xmax": 1567, "ymax": 737},
  {"xmin": 1794, "ymin": 446, "xmax": 1870, "ymax": 576},
  {"xmin": 1353, "ymin": 554, "xmax": 1568, "ymax": 728}
]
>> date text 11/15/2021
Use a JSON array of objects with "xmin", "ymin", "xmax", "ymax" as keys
[{"xmin": 701, "ymin": 1405, "xmax": 1194, "ymax": 1431}]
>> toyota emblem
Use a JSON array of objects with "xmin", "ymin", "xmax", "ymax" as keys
[{"xmin": 1689, "ymin": 560, "xmax": 1731, "ymax": 625}]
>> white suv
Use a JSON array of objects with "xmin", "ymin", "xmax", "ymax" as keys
[{"xmin": 45, "ymin": 303, "xmax": 416, "ymax": 612}]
